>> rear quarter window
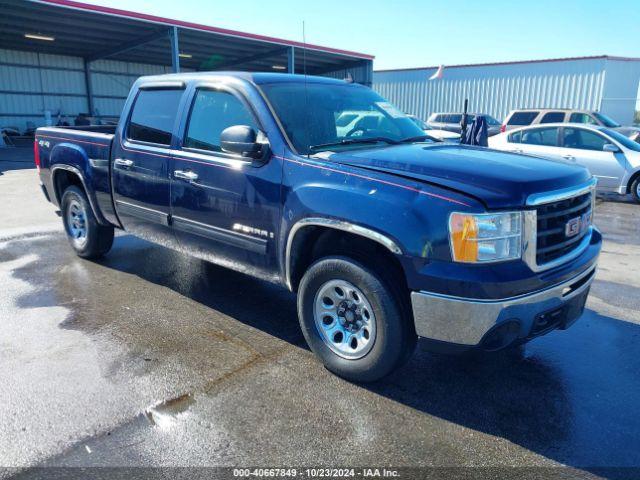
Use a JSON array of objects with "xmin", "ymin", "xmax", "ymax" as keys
[
  {"xmin": 507, "ymin": 111, "xmax": 539, "ymax": 126},
  {"xmin": 127, "ymin": 88, "xmax": 184, "ymax": 145}
]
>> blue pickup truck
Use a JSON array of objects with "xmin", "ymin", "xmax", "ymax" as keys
[{"xmin": 35, "ymin": 72, "xmax": 601, "ymax": 382}]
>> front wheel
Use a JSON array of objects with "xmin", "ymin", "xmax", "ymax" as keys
[
  {"xmin": 297, "ymin": 256, "xmax": 416, "ymax": 382},
  {"xmin": 61, "ymin": 185, "xmax": 114, "ymax": 258},
  {"xmin": 631, "ymin": 177, "xmax": 640, "ymax": 204}
]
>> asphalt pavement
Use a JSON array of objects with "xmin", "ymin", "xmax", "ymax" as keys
[{"xmin": 1, "ymin": 155, "xmax": 640, "ymax": 479}]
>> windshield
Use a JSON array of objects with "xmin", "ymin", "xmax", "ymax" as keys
[
  {"xmin": 482, "ymin": 115, "xmax": 501, "ymax": 126},
  {"xmin": 409, "ymin": 116, "xmax": 428, "ymax": 130},
  {"xmin": 593, "ymin": 112, "xmax": 621, "ymax": 128},
  {"xmin": 260, "ymin": 82, "xmax": 426, "ymax": 154},
  {"xmin": 603, "ymin": 128, "xmax": 640, "ymax": 152}
]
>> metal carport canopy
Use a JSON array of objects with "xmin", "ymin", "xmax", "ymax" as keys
[{"xmin": 0, "ymin": 0, "xmax": 374, "ymax": 74}]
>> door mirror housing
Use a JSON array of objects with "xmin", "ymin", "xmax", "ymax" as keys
[
  {"xmin": 220, "ymin": 125, "xmax": 268, "ymax": 160},
  {"xmin": 603, "ymin": 143, "xmax": 620, "ymax": 153}
]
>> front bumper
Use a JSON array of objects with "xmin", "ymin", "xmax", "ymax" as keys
[{"xmin": 410, "ymin": 264, "xmax": 596, "ymax": 348}]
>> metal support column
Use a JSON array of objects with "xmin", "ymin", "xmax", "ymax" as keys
[
  {"xmin": 83, "ymin": 58, "xmax": 94, "ymax": 116},
  {"xmin": 169, "ymin": 26, "xmax": 180, "ymax": 73},
  {"xmin": 287, "ymin": 47, "xmax": 295, "ymax": 74}
]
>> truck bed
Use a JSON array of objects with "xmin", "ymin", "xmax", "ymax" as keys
[{"xmin": 35, "ymin": 125, "xmax": 118, "ymax": 227}]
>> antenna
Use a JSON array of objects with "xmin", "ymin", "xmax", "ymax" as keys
[{"xmin": 302, "ymin": 20, "xmax": 311, "ymax": 159}]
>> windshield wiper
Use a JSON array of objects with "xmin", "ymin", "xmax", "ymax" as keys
[
  {"xmin": 399, "ymin": 134, "xmax": 443, "ymax": 143},
  {"xmin": 309, "ymin": 137, "xmax": 400, "ymax": 152}
]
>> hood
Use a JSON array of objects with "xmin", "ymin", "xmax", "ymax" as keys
[
  {"xmin": 613, "ymin": 126, "xmax": 640, "ymax": 138},
  {"xmin": 323, "ymin": 144, "xmax": 592, "ymax": 209}
]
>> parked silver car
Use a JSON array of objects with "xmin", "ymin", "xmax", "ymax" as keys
[
  {"xmin": 501, "ymin": 109, "xmax": 640, "ymax": 142},
  {"xmin": 489, "ymin": 123, "xmax": 640, "ymax": 202},
  {"xmin": 426, "ymin": 112, "xmax": 502, "ymax": 136}
]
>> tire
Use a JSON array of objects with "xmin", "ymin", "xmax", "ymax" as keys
[
  {"xmin": 61, "ymin": 185, "xmax": 114, "ymax": 258},
  {"xmin": 297, "ymin": 255, "xmax": 416, "ymax": 382},
  {"xmin": 631, "ymin": 176, "xmax": 640, "ymax": 204}
]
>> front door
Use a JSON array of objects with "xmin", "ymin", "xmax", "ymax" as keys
[
  {"xmin": 170, "ymin": 84, "xmax": 282, "ymax": 279},
  {"xmin": 560, "ymin": 127, "xmax": 627, "ymax": 190},
  {"xmin": 112, "ymin": 87, "xmax": 185, "ymax": 245}
]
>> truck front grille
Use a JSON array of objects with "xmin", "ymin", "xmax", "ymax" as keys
[{"xmin": 535, "ymin": 191, "xmax": 592, "ymax": 265}]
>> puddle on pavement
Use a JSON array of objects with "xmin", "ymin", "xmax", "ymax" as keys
[{"xmin": 144, "ymin": 393, "xmax": 196, "ymax": 430}]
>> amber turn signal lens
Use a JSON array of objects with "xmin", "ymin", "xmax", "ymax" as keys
[{"xmin": 449, "ymin": 213, "xmax": 478, "ymax": 262}]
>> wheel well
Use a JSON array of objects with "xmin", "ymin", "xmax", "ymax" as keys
[
  {"xmin": 288, "ymin": 226, "xmax": 408, "ymax": 299},
  {"xmin": 627, "ymin": 170, "xmax": 640, "ymax": 194},
  {"xmin": 53, "ymin": 169, "xmax": 83, "ymax": 204}
]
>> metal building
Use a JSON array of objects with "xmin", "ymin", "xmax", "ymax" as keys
[
  {"xmin": 374, "ymin": 56, "xmax": 640, "ymax": 125},
  {"xmin": 0, "ymin": 0, "xmax": 373, "ymax": 134}
]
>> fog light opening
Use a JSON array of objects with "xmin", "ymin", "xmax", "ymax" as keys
[{"xmin": 481, "ymin": 321, "xmax": 521, "ymax": 351}]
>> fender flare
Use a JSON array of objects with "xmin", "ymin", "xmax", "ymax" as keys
[
  {"xmin": 51, "ymin": 164, "xmax": 109, "ymax": 226},
  {"xmin": 284, "ymin": 217, "xmax": 403, "ymax": 290}
]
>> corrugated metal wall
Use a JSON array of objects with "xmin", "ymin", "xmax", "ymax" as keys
[
  {"xmin": 0, "ymin": 48, "xmax": 176, "ymax": 131},
  {"xmin": 373, "ymin": 57, "xmax": 615, "ymax": 123}
]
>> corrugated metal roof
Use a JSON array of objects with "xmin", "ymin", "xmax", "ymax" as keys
[{"xmin": 375, "ymin": 55, "xmax": 640, "ymax": 73}]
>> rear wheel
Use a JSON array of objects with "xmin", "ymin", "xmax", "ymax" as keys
[
  {"xmin": 297, "ymin": 256, "xmax": 416, "ymax": 382},
  {"xmin": 61, "ymin": 185, "xmax": 114, "ymax": 258}
]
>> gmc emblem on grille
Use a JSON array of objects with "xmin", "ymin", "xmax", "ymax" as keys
[{"xmin": 565, "ymin": 212, "xmax": 591, "ymax": 238}]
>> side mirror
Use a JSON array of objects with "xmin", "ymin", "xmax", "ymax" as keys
[
  {"xmin": 220, "ymin": 125, "xmax": 266, "ymax": 159},
  {"xmin": 603, "ymin": 143, "xmax": 620, "ymax": 153}
]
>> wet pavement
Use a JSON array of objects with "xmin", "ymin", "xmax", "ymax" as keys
[{"xmin": 1, "ymin": 168, "xmax": 640, "ymax": 479}]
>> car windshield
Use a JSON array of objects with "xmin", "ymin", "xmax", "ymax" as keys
[
  {"xmin": 260, "ymin": 81, "xmax": 426, "ymax": 154},
  {"xmin": 482, "ymin": 115, "xmax": 501, "ymax": 126},
  {"xmin": 409, "ymin": 116, "xmax": 428, "ymax": 129},
  {"xmin": 593, "ymin": 112, "xmax": 621, "ymax": 128},
  {"xmin": 603, "ymin": 128, "xmax": 640, "ymax": 152}
]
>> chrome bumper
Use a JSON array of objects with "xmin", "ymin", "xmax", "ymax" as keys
[{"xmin": 410, "ymin": 265, "xmax": 596, "ymax": 346}]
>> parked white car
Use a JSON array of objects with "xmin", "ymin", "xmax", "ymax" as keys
[
  {"xmin": 407, "ymin": 115, "xmax": 461, "ymax": 142},
  {"xmin": 489, "ymin": 123, "xmax": 640, "ymax": 202}
]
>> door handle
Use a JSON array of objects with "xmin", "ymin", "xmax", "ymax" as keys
[
  {"xmin": 114, "ymin": 158, "xmax": 134, "ymax": 168},
  {"xmin": 513, "ymin": 149, "xmax": 523, "ymax": 153},
  {"xmin": 174, "ymin": 170, "xmax": 199, "ymax": 182},
  {"xmin": 562, "ymin": 154, "xmax": 575, "ymax": 161}
]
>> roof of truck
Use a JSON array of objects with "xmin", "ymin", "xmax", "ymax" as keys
[{"xmin": 137, "ymin": 71, "xmax": 351, "ymax": 86}]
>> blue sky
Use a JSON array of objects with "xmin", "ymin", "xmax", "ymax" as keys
[{"xmin": 84, "ymin": 0, "xmax": 639, "ymax": 70}]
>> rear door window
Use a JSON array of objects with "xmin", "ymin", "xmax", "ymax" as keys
[
  {"xmin": 127, "ymin": 89, "xmax": 184, "ymax": 145},
  {"xmin": 569, "ymin": 113, "xmax": 598, "ymax": 125},
  {"xmin": 521, "ymin": 127, "xmax": 559, "ymax": 146},
  {"xmin": 507, "ymin": 111, "xmax": 539, "ymax": 126},
  {"xmin": 540, "ymin": 111, "xmax": 565, "ymax": 123},
  {"xmin": 507, "ymin": 130, "xmax": 522, "ymax": 143},
  {"xmin": 563, "ymin": 127, "xmax": 608, "ymax": 151},
  {"xmin": 184, "ymin": 88, "xmax": 257, "ymax": 153}
]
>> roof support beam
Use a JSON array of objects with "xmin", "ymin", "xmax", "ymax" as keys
[
  {"xmin": 169, "ymin": 26, "xmax": 180, "ymax": 73},
  {"xmin": 85, "ymin": 28, "xmax": 171, "ymax": 62},
  {"xmin": 210, "ymin": 47, "xmax": 289, "ymax": 71},
  {"xmin": 288, "ymin": 47, "xmax": 295, "ymax": 73},
  {"xmin": 83, "ymin": 58, "xmax": 94, "ymax": 116}
]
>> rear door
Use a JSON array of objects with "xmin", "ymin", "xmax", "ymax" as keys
[
  {"xmin": 112, "ymin": 85, "xmax": 186, "ymax": 244},
  {"xmin": 560, "ymin": 127, "xmax": 627, "ymax": 189},
  {"xmin": 517, "ymin": 126, "xmax": 564, "ymax": 161},
  {"xmin": 170, "ymin": 83, "xmax": 281, "ymax": 276}
]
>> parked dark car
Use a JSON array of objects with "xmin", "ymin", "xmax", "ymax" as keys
[{"xmin": 34, "ymin": 72, "xmax": 601, "ymax": 382}]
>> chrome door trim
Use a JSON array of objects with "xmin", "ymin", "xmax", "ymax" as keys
[
  {"xmin": 115, "ymin": 199, "xmax": 170, "ymax": 226},
  {"xmin": 285, "ymin": 217, "xmax": 403, "ymax": 290},
  {"xmin": 172, "ymin": 215, "xmax": 267, "ymax": 254}
]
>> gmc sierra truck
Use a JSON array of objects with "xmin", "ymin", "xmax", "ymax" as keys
[{"xmin": 35, "ymin": 72, "xmax": 601, "ymax": 382}]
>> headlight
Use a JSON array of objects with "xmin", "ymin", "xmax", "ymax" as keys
[{"xmin": 449, "ymin": 212, "xmax": 522, "ymax": 263}]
